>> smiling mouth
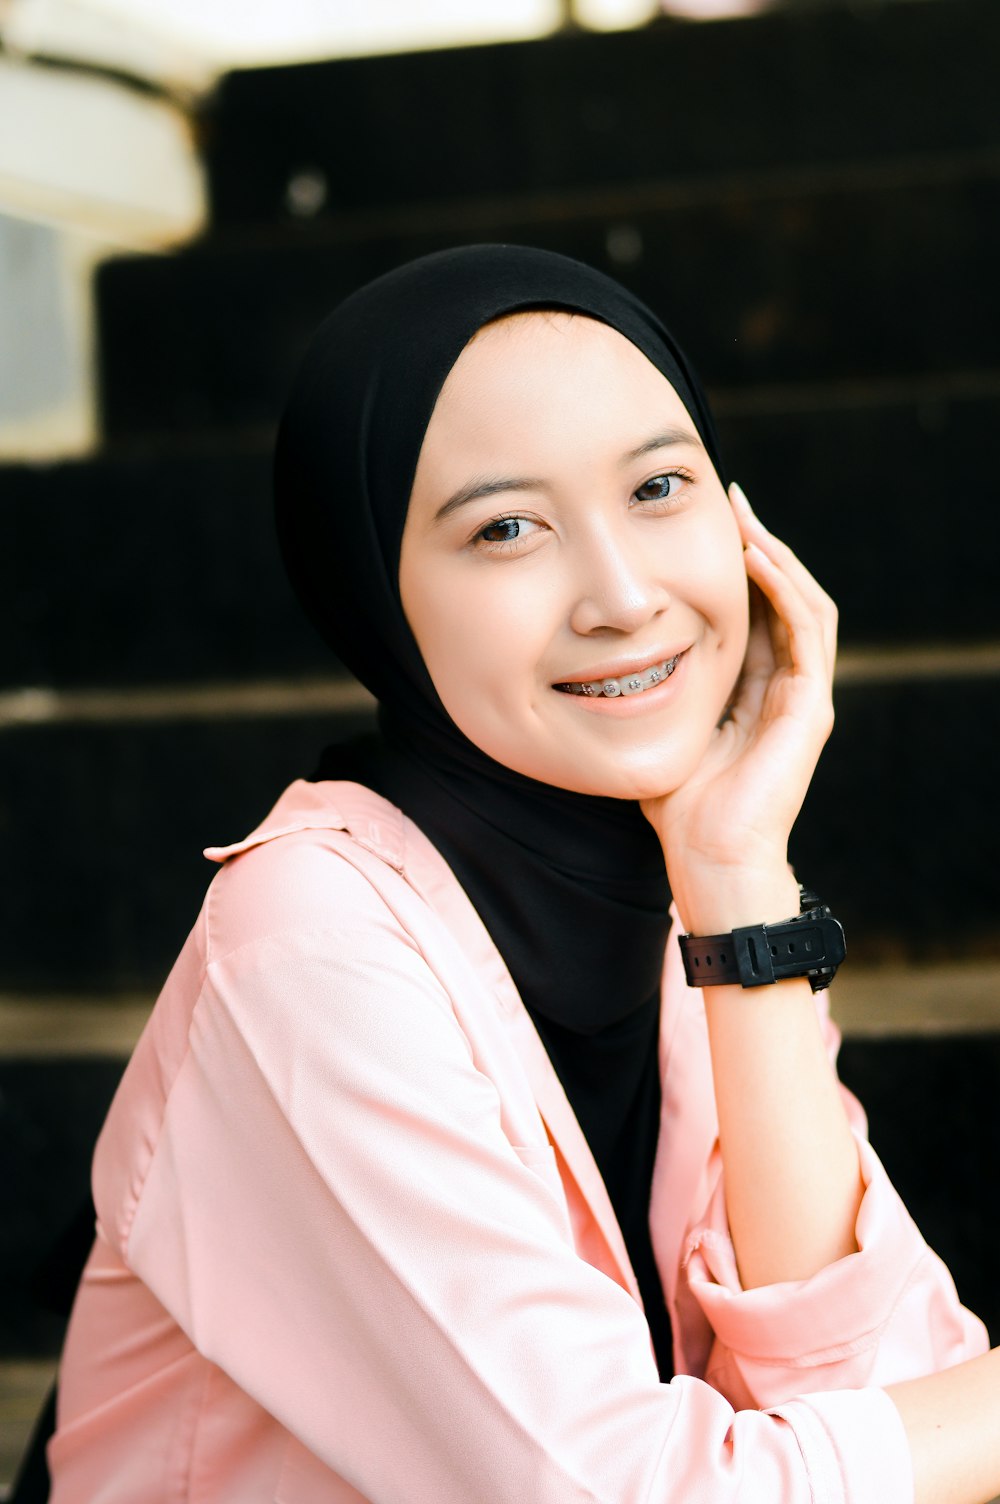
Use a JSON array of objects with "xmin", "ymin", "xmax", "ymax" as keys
[{"xmin": 554, "ymin": 654, "xmax": 681, "ymax": 699}]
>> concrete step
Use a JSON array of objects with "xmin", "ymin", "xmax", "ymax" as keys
[
  {"xmin": 0, "ymin": 672, "xmax": 997, "ymax": 993},
  {"xmin": 0, "ymin": 1358, "xmax": 55, "ymax": 1501},
  {"xmin": 0, "ymin": 703, "xmax": 375, "ymax": 992},
  {"xmin": 793, "ymin": 671, "xmax": 1000, "ymax": 964},
  {"xmin": 94, "ymin": 168, "xmax": 1000, "ymax": 438},
  {"xmin": 6, "ymin": 961, "xmax": 1000, "ymax": 1057},
  {"xmin": 3, "ymin": 443, "xmax": 327, "ymax": 690},
  {"xmin": 836, "ymin": 1031, "xmax": 1000, "ymax": 1351},
  {"xmin": 5, "ymin": 385, "xmax": 1000, "ymax": 691},
  {"xmin": 199, "ymin": 0, "xmax": 1000, "ymax": 228},
  {"xmin": 0, "ymin": 1057, "xmax": 124, "ymax": 1355}
]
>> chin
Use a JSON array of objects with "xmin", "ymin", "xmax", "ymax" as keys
[
  {"xmin": 582, "ymin": 768, "xmax": 689, "ymax": 802},
  {"xmin": 468, "ymin": 717, "xmax": 713, "ymax": 802},
  {"xmin": 519, "ymin": 750, "xmax": 701, "ymax": 803}
]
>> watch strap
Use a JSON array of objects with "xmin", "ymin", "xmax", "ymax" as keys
[{"xmin": 679, "ymin": 906, "xmax": 846, "ymax": 992}]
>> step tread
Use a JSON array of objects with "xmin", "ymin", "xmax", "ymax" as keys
[{"xmin": 4, "ymin": 960, "xmax": 1000, "ymax": 1056}]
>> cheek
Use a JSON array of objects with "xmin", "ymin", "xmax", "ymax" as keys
[
  {"xmin": 404, "ymin": 563, "xmax": 551, "ymax": 733},
  {"xmin": 673, "ymin": 503, "xmax": 749, "ymax": 635},
  {"xmin": 711, "ymin": 541, "xmax": 751, "ymax": 654},
  {"xmin": 713, "ymin": 561, "xmax": 751, "ymax": 697}
]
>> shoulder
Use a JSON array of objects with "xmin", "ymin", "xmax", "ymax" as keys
[
  {"xmin": 197, "ymin": 779, "xmax": 410, "ymax": 961},
  {"xmin": 186, "ymin": 777, "xmax": 517, "ymax": 1062}
]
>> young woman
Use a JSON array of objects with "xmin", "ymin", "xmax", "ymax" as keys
[{"xmin": 48, "ymin": 245, "xmax": 999, "ymax": 1503}]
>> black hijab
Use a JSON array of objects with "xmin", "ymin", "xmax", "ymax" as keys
[{"xmin": 275, "ymin": 244, "xmax": 728, "ymax": 1378}]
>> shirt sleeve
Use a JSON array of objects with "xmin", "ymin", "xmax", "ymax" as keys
[
  {"xmin": 679, "ymin": 990, "xmax": 989, "ymax": 1411},
  {"xmin": 104, "ymin": 853, "xmax": 916, "ymax": 1504}
]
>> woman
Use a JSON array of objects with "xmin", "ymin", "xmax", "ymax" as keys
[{"xmin": 48, "ymin": 245, "xmax": 998, "ymax": 1502}]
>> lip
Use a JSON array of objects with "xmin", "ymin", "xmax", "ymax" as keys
[
  {"xmin": 553, "ymin": 646, "xmax": 691, "ymax": 716},
  {"xmin": 552, "ymin": 644, "xmax": 692, "ymax": 688}
]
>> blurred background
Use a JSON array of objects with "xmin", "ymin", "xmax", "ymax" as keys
[{"xmin": 2, "ymin": 0, "xmax": 999, "ymax": 1490}]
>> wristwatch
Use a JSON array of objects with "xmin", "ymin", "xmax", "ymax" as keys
[{"xmin": 678, "ymin": 888, "xmax": 846, "ymax": 993}]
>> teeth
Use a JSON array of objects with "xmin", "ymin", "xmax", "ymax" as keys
[{"xmin": 562, "ymin": 656, "xmax": 679, "ymax": 698}]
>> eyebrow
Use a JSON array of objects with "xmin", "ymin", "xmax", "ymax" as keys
[
  {"xmin": 433, "ymin": 476, "xmax": 546, "ymax": 526},
  {"xmin": 622, "ymin": 426, "xmax": 703, "ymax": 464},
  {"xmin": 431, "ymin": 426, "xmax": 703, "ymax": 525}
]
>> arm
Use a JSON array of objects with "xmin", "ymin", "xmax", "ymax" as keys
[
  {"xmin": 889, "ymin": 1349, "xmax": 1000, "ymax": 1504},
  {"xmin": 658, "ymin": 907, "xmax": 987, "ymax": 1408},
  {"xmin": 700, "ymin": 961, "xmax": 863, "ymax": 1289},
  {"xmin": 645, "ymin": 483, "xmax": 864, "ymax": 1290}
]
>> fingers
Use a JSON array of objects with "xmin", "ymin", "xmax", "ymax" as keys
[
  {"xmin": 729, "ymin": 483, "xmax": 832, "ymax": 606},
  {"xmin": 730, "ymin": 485, "xmax": 837, "ymax": 631},
  {"xmin": 740, "ymin": 578, "xmax": 777, "ymax": 681},
  {"xmin": 730, "ymin": 483, "xmax": 838, "ymax": 680},
  {"xmin": 743, "ymin": 541, "xmax": 832, "ymax": 694},
  {"xmin": 727, "ymin": 581, "xmax": 775, "ymax": 726}
]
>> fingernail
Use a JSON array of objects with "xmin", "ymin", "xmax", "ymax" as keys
[{"xmin": 729, "ymin": 481, "xmax": 752, "ymax": 510}]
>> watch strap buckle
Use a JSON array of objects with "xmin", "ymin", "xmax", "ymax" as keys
[
  {"xmin": 732, "ymin": 911, "xmax": 846, "ymax": 988},
  {"xmin": 680, "ymin": 905, "xmax": 847, "ymax": 992}
]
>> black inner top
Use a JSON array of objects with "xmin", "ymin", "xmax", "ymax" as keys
[{"xmin": 280, "ymin": 245, "xmax": 731, "ymax": 1381}]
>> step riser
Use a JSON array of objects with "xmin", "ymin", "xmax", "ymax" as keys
[
  {"xmin": 202, "ymin": 2, "xmax": 1000, "ymax": 226},
  {"xmin": 6, "ymin": 391, "xmax": 1000, "ymax": 689},
  {"xmin": 0, "ymin": 676, "xmax": 997, "ymax": 992},
  {"xmin": 96, "ymin": 175, "xmax": 1000, "ymax": 437}
]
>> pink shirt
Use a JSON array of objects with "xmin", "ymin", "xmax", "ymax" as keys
[{"xmin": 49, "ymin": 780, "xmax": 987, "ymax": 1503}]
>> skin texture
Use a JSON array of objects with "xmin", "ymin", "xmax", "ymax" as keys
[
  {"xmin": 401, "ymin": 312, "xmax": 750, "ymax": 804},
  {"xmin": 399, "ymin": 312, "xmax": 1000, "ymax": 1504}
]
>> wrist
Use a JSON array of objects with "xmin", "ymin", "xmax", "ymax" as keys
[{"xmin": 673, "ymin": 867, "xmax": 802, "ymax": 937}]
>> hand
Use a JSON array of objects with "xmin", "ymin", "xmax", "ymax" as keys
[{"xmin": 640, "ymin": 482, "xmax": 838, "ymax": 934}]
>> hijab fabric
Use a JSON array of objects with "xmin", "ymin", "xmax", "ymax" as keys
[{"xmin": 275, "ymin": 244, "xmax": 728, "ymax": 1378}]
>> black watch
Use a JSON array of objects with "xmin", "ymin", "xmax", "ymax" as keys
[{"xmin": 678, "ymin": 889, "xmax": 846, "ymax": 993}]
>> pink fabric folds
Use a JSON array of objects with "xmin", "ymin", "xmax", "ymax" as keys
[{"xmin": 49, "ymin": 781, "xmax": 987, "ymax": 1504}]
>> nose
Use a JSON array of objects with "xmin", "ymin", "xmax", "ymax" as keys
[{"xmin": 567, "ymin": 528, "xmax": 672, "ymax": 637}]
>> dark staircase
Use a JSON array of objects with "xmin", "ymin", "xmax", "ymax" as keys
[{"xmin": 3, "ymin": 0, "xmax": 999, "ymax": 1378}]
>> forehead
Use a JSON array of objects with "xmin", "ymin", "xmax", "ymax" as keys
[
  {"xmin": 423, "ymin": 310, "xmax": 690, "ymax": 452},
  {"xmin": 460, "ymin": 306, "xmax": 659, "ymax": 376}
]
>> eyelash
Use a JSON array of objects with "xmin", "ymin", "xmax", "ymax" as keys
[
  {"xmin": 633, "ymin": 467, "xmax": 695, "ymax": 505},
  {"xmin": 471, "ymin": 469, "xmax": 695, "ymax": 554}
]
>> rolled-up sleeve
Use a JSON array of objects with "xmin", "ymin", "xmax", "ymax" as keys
[
  {"xmin": 679, "ymin": 996, "xmax": 988, "ymax": 1411},
  {"xmin": 106, "ymin": 859, "xmax": 919, "ymax": 1504}
]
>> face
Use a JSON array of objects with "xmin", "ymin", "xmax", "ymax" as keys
[{"xmin": 399, "ymin": 312, "xmax": 750, "ymax": 801}]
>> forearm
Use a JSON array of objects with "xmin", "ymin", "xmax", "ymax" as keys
[
  {"xmin": 679, "ymin": 866, "xmax": 864, "ymax": 1290},
  {"xmin": 888, "ymin": 1346, "xmax": 1000, "ymax": 1504}
]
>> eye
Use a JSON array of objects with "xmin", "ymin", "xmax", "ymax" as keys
[
  {"xmin": 633, "ymin": 471, "xmax": 690, "ymax": 506},
  {"xmin": 474, "ymin": 515, "xmax": 543, "ymax": 551}
]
